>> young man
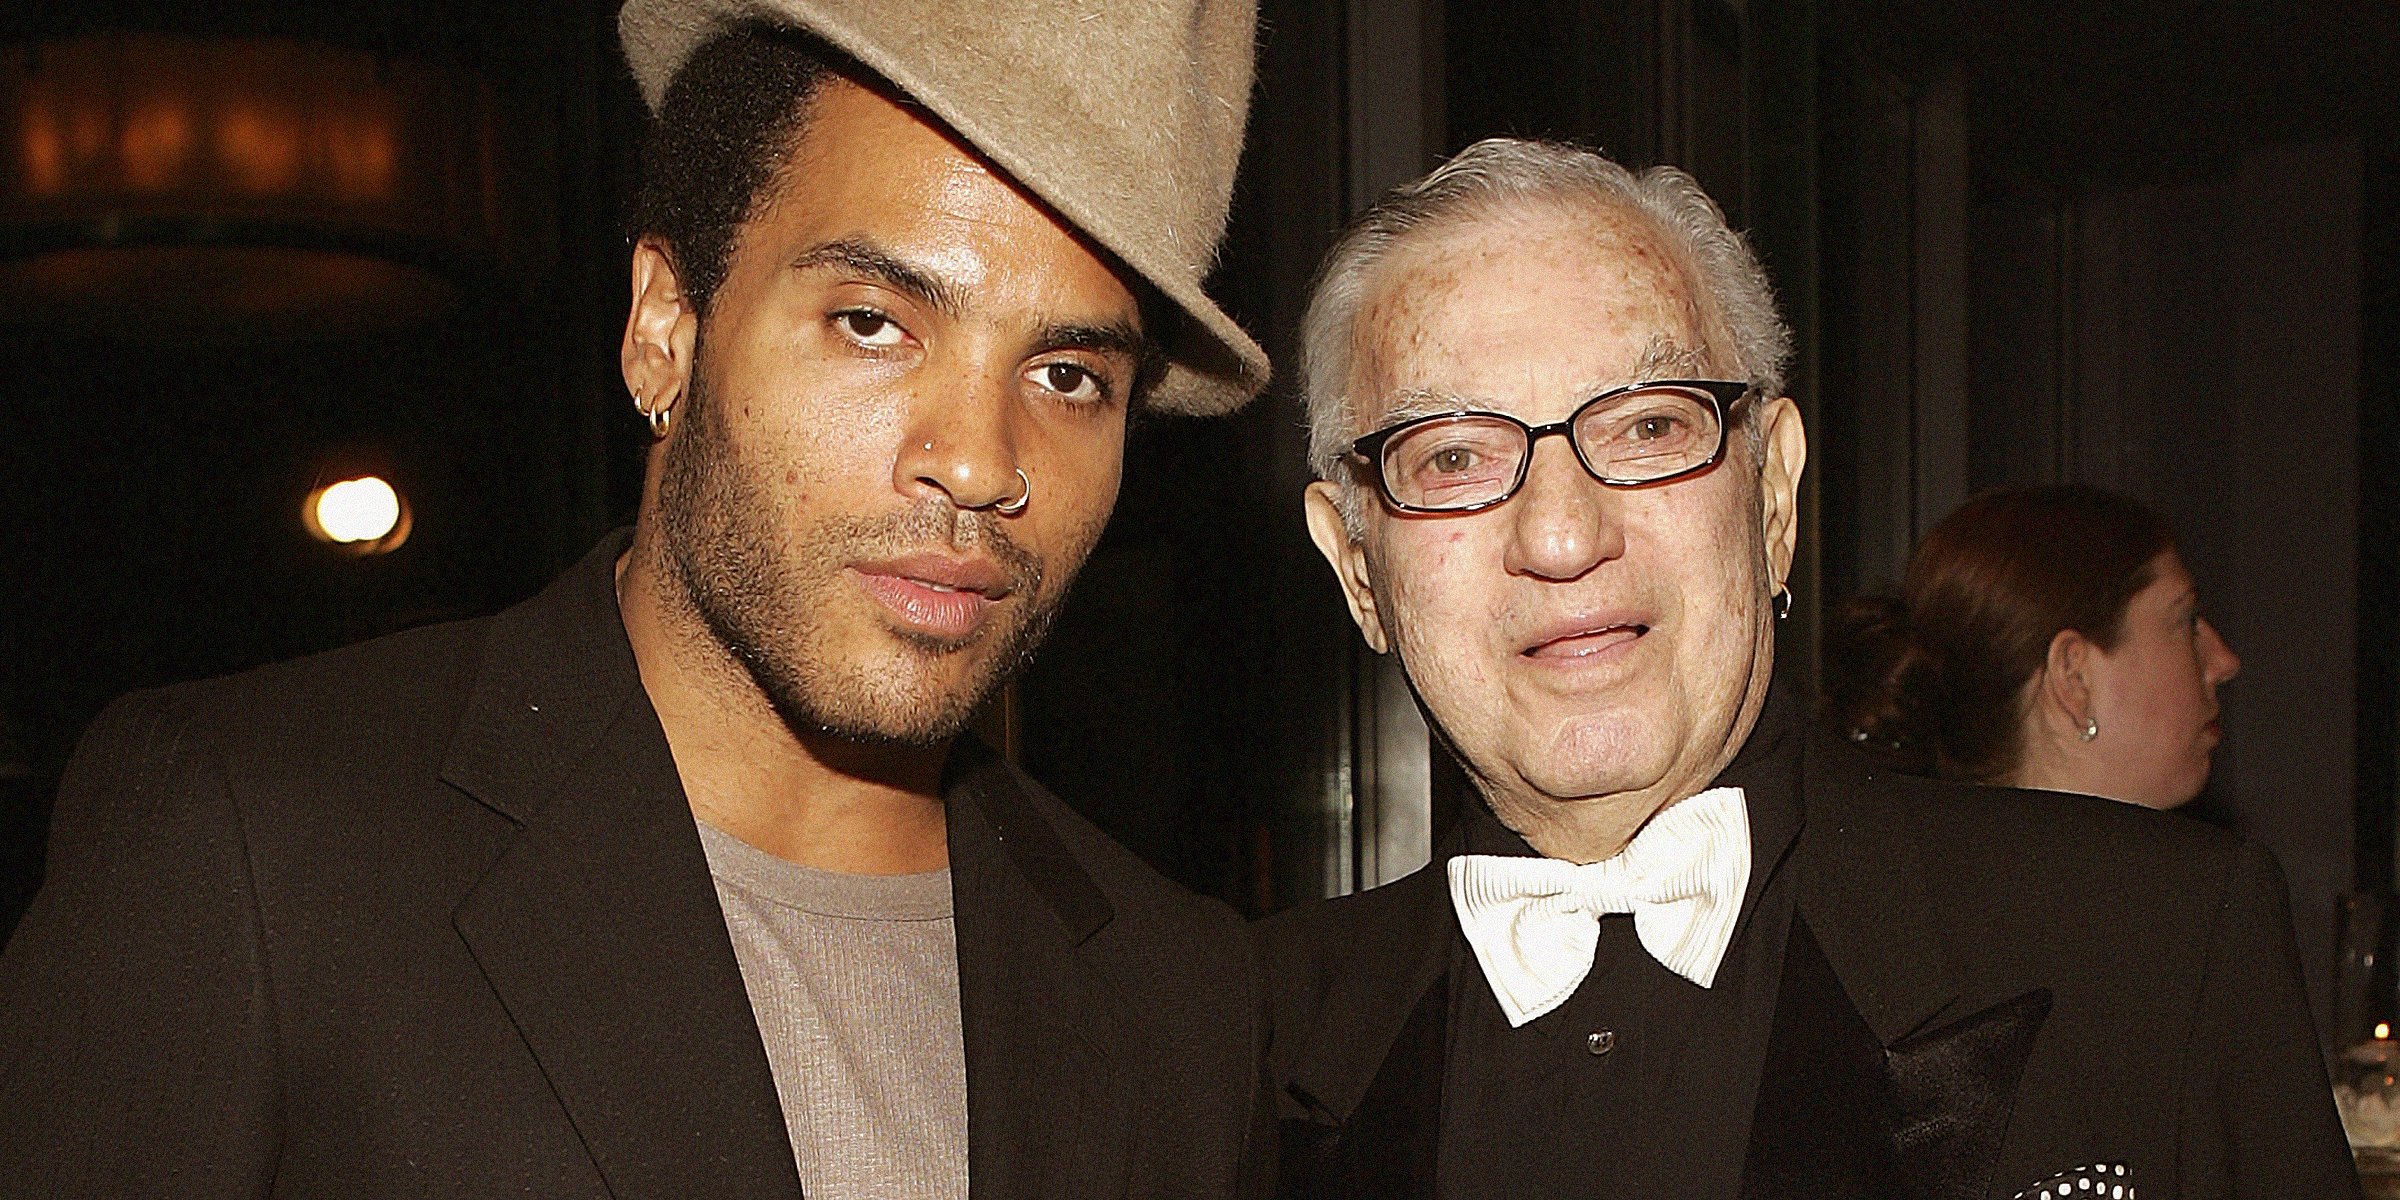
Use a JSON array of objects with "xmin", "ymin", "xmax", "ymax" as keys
[{"xmin": 0, "ymin": 3, "xmax": 1269, "ymax": 1196}]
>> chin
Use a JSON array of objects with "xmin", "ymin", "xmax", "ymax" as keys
[
  {"xmin": 745, "ymin": 633, "xmax": 1000, "ymax": 746},
  {"xmin": 1518, "ymin": 711, "xmax": 1674, "ymax": 800}
]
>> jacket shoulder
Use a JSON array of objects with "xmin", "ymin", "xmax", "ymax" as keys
[
  {"xmin": 106, "ymin": 614, "xmax": 493, "ymax": 769},
  {"xmin": 1810, "ymin": 735, "xmax": 2260, "ymax": 997},
  {"xmin": 1816, "ymin": 734, "xmax": 2246, "ymax": 889}
]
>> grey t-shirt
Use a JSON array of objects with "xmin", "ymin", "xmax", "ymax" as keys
[{"xmin": 696, "ymin": 820, "xmax": 968, "ymax": 1200}]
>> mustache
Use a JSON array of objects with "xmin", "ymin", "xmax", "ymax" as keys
[{"xmin": 829, "ymin": 499, "xmax": 1045, "ymax": 597}]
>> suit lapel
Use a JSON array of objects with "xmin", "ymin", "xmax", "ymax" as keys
[
  {"xmin": 1742, "ymin": 914, "xmax": 1902, "ymax": 1200},
  {"xmin": 1758, "ymin": 731, "xmax": 2053, "ymax": 1200},
  {"xmin": 945, "ymin": 743, "xmax": 1129, "ymax": 1200},
  {"xmin": 1291, "ymin": 976, "xmax": 1445, "ymax": 1200},
  {"xmin": 1885, "ymin": 987, "xmax": 2053, "ymax": 1199},
  {"xmin": 444, "ymin": 538, "xmax": 801, "ymax": 1200},
  {"xmin": 1791, "ymin": 733, "xmax": 1964, "ymax": 1047},
  {"xmin": 1276, "ymin": 861, "xmax": 1455, "ymax": 1200}
]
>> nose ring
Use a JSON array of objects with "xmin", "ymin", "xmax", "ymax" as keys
[{"xmin": 993, "ymin": 468, "xmax": 1031, "ymax": 516}]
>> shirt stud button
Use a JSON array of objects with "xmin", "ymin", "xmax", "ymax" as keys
[{"xmin": 1587, "ymin": 1029, "xmax": 1616, "ymax": 1056}]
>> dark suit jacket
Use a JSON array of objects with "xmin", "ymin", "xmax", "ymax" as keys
[
  {"xmin": 0, "ymin": 534, "xmax": 1268, "ymax": 1199},
  {"xmin": 1259, "ymin": 721, "xmax": 2359, "ymax": 1200}
]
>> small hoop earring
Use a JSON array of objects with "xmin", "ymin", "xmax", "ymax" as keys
[
  {"xmin": 2080, "ymin": 718, "xmax": 2099, "ymax": 742},
  {"xmin": 1771, "ymin": 586, "xmax": 1793, "ymax": 621},
  {"xmin": 993, "ymin": 468, "xmax": 1030, "ymax": 516},
  {"xmin": 632, "ymin": 386, "xmax": 671, "ymax": 439}
]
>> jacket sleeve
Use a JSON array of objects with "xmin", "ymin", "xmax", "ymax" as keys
[
  {"xmin": 2181, "ymin": 838, "xmax": 2361, "ymax": 1200},
  {"xmin": 0, "ymin": 689, "xmax": 281, "ymax": 1197}
]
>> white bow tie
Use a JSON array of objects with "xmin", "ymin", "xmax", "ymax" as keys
[{"xmin": 1448, "ymin": 786, "xmax": 1752, "ymax": 1027}]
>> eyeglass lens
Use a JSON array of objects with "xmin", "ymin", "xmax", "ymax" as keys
[{"xmin": 1377, "ymin": 385, "xmax": 1723, "ymax": 511}]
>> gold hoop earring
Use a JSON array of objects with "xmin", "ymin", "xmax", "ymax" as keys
[{"xmin": 633, "ymin": 387, "xmax": 671, "ymax": 439}]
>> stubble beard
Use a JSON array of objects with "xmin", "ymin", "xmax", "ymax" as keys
[{"xmin": 654, "ymin": 365, "xmax": 1084, "ymax": 747}]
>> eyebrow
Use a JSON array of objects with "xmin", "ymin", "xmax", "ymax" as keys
[
  {"xmin": 1365, "ymin": 336, "xmax": 1719, "ymax": 430},
  {"xmin": 791, "ymin": 237, "xmax": 1151, "ymax": 364},
  {"xmin": 1627, "ymin": 335, "xmax": 1712, "ymax": 382},
  {"xmin": 790, "ymin": 237, "xmax": 968, "ymax": 320},
  {"xmin": 1374, "ymin": 388, "xmax": 1481, "ymax": 426},
  {"xmin": 1039, "ymin": 320, "xmax": 1150, "ymax": 363}
]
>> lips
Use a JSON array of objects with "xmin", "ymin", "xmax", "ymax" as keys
[
  {"xmin": 1520, "ymin": 612, "xmax": 1651, "ymax": 662},
  {"xmin": 852, "ymin": 552, "xmax": 1015, "ymax": 642}
]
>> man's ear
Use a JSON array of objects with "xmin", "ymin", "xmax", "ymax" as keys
[
  {"xmin": 1755, "ymin": 395, "xmax": 1808, "ymax": 589},
  {"xmin": 1304, "ymin": 481, "xmax": 1392, "ymax": 655},
  {"xmin": 622, "ymin": 237, "xmax": 700, "ymax": 424},
  {"xmin": 2040, "ymin": 628, "xmax": 2097, "ymax": 736}
]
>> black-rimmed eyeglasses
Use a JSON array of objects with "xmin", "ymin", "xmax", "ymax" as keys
[{"xmin": 1344, "ymin": 379, "xmax": 1749, "ymax": 514}]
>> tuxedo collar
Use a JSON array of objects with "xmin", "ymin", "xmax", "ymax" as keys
[
  {"xmin": 1283, "ymin": 685, "xmax": 1819, "ymax": 1125},
  {"xmin": 1279, "ymin": 690, "xmax": 2042, "ymax": 1200},
  {"xmin": 1280, "ymin": 860, "xmax": 1455, "ymax": 1128},
  {"xmin": 441, "ymin": 531, "xmax": 1130, "ymax": 1199},
  {"xmin": 1280, "ymin": 685, "xmax": 1981, "ymax": 1115}
]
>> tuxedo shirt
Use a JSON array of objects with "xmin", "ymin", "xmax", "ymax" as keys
[{"xmin": 1438, "ymin": 706, "xmax": 1802, "ymax": 1199}]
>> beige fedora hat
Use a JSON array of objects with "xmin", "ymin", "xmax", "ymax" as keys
[{"xmin": 619, "ymin": 0, "xmax": 1268, "ymax": 416}]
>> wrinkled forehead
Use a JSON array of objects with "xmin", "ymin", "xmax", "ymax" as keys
[{"xmin": 1348, "ymin": 201, "xmax": 1718, "ymax": 424}]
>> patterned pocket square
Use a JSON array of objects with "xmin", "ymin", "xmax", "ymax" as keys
[{"xmin": 2012, "ymin": 1161, "xmax": 2136, "ymax": 1199}]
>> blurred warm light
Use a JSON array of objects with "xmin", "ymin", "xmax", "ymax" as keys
[
  {"xmin": 304, "ymin": 476, "xmax": 409, "ymax": 554},
  {"xmin": 21, "ymin": 104, "xmax": 61, "ymax": 195},
  {"xmin": 118, "ymin": 101, "xmax": 194, "ymax": 191},
  {"xmin": 0, "ymin": 34, "xmax": 505, "ymax": 341},
  {"xmin": 215, "ymin": 103, "xmax": 301, "ymax": 195},
  {"xmin": 2380, "ymin": 1023, "xmax": 2391, "ymax": 1041}
]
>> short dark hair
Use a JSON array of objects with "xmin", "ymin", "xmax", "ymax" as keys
[
  {"xmin": 1824, "ymin": 485, "xmax": 2178, "ymax": 783},
  {"xmin": 628, "ymin": 23, "xmax": 844, "ymax": 313},
  {"xmin": 626, "ymin": 22, "xmax": 1173, "ymax": 407}
]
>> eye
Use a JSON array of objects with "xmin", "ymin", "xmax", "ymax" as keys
[
  {"xmin": 834, "ymin": 309, "xmax": 908, "ymax": 348},
  {"xmin": 1032, "ymin": 361, "xmax": 1109, "ymax": 404},
  {"xmin": 1429, "ymin": 445, "xmax": 1481, "ymax": 474},
  {"xmin": 1631, "ymin": 414, "xmax": 1685, "ymax": 440}
]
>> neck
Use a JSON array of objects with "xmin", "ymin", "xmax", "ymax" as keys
[
  {"xmin": 616, "ymin": 527, "xmax": 952, "ymax": 875},
  {"xmin": 1486, "ymin": 790, "xmax": 1666, "ymax": 864},
  {"xmin": 2005, "ymin": 730, "xmax": 2100, "ymax": 802}
]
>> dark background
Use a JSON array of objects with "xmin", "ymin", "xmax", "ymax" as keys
[{"xmin": 3, "ymin": 0, "xmax": 2394, "ymax": 1045}]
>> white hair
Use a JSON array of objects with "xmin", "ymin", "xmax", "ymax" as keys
[{"xmin": 1300, "ymin": 137, "xmax": 1792, "ymax": 486}]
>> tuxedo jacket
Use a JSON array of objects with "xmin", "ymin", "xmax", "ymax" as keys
[
  {"xmin": 0, "ymin": 534, "xmax": 1268, "ymax": 1199},
  {"xmin": 1258, "ymin": 722, "xmax": 2359, "ymax": 1200}
]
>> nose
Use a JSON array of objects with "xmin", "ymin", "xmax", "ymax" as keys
[
  {"xmin": 894, "ymin": 369, "xmax": 1023, "ymax": 514},
  {"xmin": 1502, "ymin": 436, "xmax": 1626, "ymax": 581},
  {"xmin": 2199, "ymin": 617, "xmax": 2240, "ymax": 685}
]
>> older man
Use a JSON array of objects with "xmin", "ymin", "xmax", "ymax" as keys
[
  {"xmin": 1263, "ymin": 138, "xmax": 2355, "ymax": 1200},
  {"xmin": 1, "ymin": 2, "xmax": 1267, "ymax": 1197}
]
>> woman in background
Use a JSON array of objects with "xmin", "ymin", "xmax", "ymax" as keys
[{"xmin": 1826, "ymin": 484, "xmax": 2243, "ymax": 809}]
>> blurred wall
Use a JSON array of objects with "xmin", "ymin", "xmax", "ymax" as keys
[
  {"xmin": 1821, "ymin": 29, "xmax": 2376, "ymax": 1043},
  {"xmin": 1970, "ymin": 140, "xmax": 2365, "ymax": 1042}
]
